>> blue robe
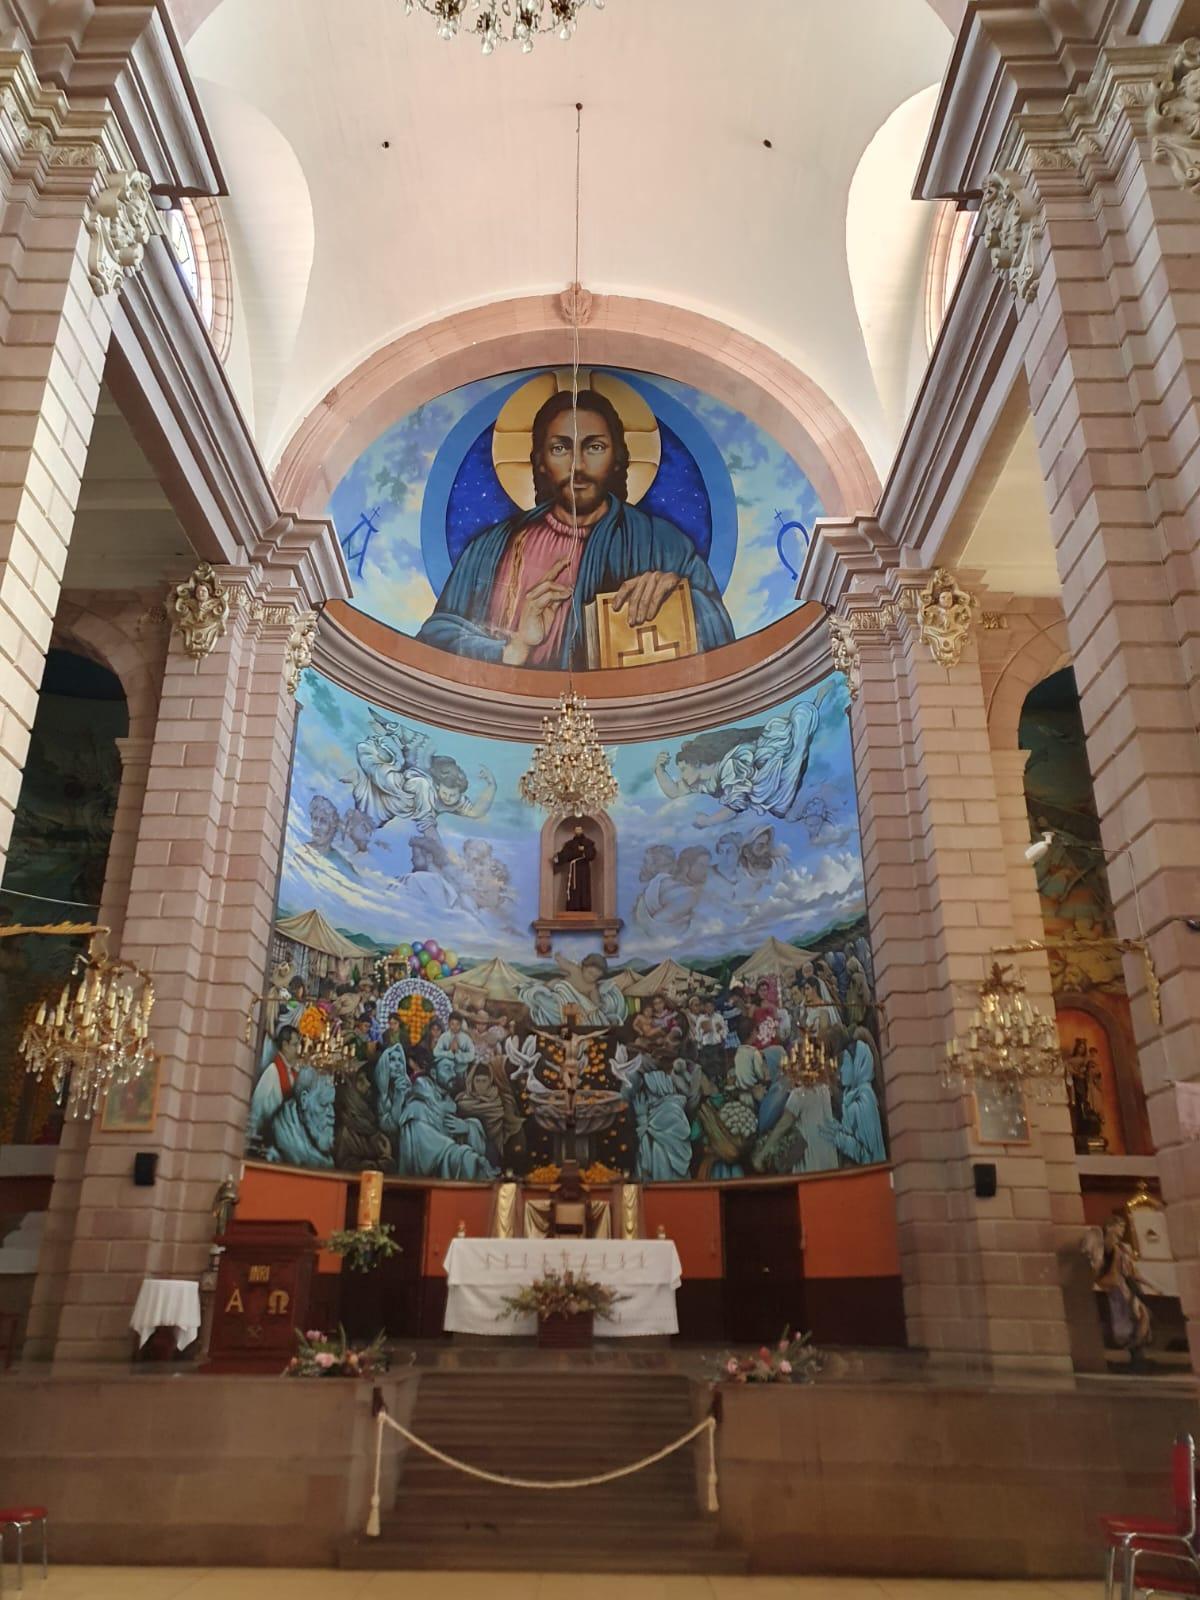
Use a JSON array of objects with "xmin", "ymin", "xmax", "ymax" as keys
[{"xmin": 418, "ymin": 498, "xmax": 735, "ymax": 670}]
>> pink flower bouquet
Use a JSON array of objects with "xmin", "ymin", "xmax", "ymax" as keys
[{"xmin": 715, "ymin": 1328, "xmax": 823, "ymax": 1385}]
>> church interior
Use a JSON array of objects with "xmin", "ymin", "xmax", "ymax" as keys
[{"xmin": 2, "ymin": 0, "xmax": 1200, "ymax": 1594}]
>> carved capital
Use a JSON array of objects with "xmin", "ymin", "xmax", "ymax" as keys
[
  {"xmin": 917, "ymin": 568, "xmax": 978, "ymax": 669},
  {"xmin": 1149, "ymin": 39, "xmax": 1200, "ymax": 195},
  {"xmin": 284, "ymin": 611, "xmax": 319, "ymax": 696},
  {"xmin": 86, "ymin": 168, "xmax": 153, "ymax": 295},
  {"xmin": 977, "ymin": 169, "xmax": 1043, "ymax": 302},
  {"xmin": 170, "ymin": 562, "xmax": 231, "ymax": 661},
  {"xmin": 826, "ymin": 615, "xmax": 861, "ymax": 701}
]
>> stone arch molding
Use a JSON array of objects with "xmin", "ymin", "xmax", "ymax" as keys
[
  {"xmin": 984, "ymin": 611, "xmax": 1072, "ymax": 751},
  {"xmin": 272, "ymin": 294, "xmax": 881, "ymax": 523}
]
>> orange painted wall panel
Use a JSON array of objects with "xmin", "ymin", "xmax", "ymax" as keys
[
  {"xmin": 236, "ymin": 1165, "xmax": 347, "ymax": 1274},
  {"xmin": 798, "ymin": 1167, "xmax": 899, "ymax": 1279},
  {"xmin": 425, "ymin": 1186, "xmax": 494, "ymax": 1276},
  {"xmin": 643, "ymin": 1187, "xmax": 722, "ymax": 1279}
]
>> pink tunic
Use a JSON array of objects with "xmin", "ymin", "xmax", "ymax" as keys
[{"xmin": 487, "ymin": 511, "xmax": 589, "ymax": 668}]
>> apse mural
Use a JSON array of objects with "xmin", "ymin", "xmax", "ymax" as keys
[
  {"xmin": 248, "ymin": 668, "xmax": 885, "ymax": 1183},
  {"xmin": 329, "ymin": 367, "xmax": 824, "ymax": 671}
]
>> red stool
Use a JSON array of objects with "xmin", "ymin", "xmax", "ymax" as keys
[{"xmin": 0, "ymin": 1506, "xmax": 47, "ymax": 1593}]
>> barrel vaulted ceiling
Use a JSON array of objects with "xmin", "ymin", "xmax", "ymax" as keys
[{"xmin": 176, "ymin": 0, "xmax": 954, "ymax": 480}]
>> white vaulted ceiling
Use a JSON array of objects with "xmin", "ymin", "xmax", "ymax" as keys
[{"xmin": 178, "ymin": 0, "xmax": 952, "ymax": 477}]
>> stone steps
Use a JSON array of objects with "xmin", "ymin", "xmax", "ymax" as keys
[{"xmin": 339, "ymin": 1365, "xmax": 746, "ymax": 1574}]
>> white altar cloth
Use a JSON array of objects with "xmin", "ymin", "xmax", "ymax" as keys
[
  {"xmin": 130, "ymin": 1277, "xmax": 202, "ymax": 1350},
  {"xmin": 443, "ymin": 1238, "xmax": 682, "ymax": 1337}
]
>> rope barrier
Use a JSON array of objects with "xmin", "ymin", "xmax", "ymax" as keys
[{"xmin": 365, "ymin": 1403, "xmax": 719, "ymax": 1537}]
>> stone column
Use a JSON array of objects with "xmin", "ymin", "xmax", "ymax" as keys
[
  {"xmin": 0, "ymin": 49, "xmax": 154, "ymax": 868},
  {"xmin": 840, "ymin": 580, "xmax": 1078, "ymax": 1368},
  {"xmin": 980, "ymin": 41, "xmax": 1200, "ymax": 1363},
  {"xmin": 36, "ymin": 574, "xmax": 313, "ymax": 1360}
]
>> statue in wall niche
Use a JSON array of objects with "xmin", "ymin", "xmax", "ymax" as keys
[
  {"xmin": 553, "ymin": 822, "xmax": 597, "ymax": 913},
  {"xmin": 1087, "ymin": 1210, "xmax": 1154, "ymax": 1370},
  {"xmin": 211, "ymin": 1174, "xmax": 239, "ymax": 1240},
  {"xmin": 171, "ymin": 562, "xmax": 231, "ymax": 661}
]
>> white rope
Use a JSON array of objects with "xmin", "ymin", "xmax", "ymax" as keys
[{"xmin": 365, "ymin": 1407, "xmax": 718, "ymax": 1535}]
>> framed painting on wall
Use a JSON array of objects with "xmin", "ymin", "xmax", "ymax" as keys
[
  {"xmin": 99, "ymin": 1060, "xmax": 159, "ymax": 1134},
  {"xmin": 972, "ymin": 1080, "xmax": 1031, "ymax": 1146}
]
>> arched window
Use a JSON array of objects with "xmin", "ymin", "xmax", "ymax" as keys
[
  {"xmin": 164, "ymin": 196, "xmax": 234, "ymax": 363},
  {"xmin": 924, "ymin": 202, "xmax": 973, "ymax": 353}
]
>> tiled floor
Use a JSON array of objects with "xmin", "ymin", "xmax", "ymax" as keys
[{"xmin": 14, "ymin": 1573, "xmax": 1107, "ymax": 1600}]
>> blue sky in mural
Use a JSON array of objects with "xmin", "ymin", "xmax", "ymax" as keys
[
  {"xmin": 281, "ymin": 669, "xmax": 863, "ymax": 971},
  {"xmin": 327, "ymin": 368, "xmax": 824, "ymax": 647}
]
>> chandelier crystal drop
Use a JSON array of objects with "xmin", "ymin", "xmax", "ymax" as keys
[
  {"xmin": 402, "ymin": 0, "xmax": 603, "ymax": 55},
  {"xmin": 519, "ymin": 689, "xmax": 618, "ymax": 817},
  {"xmin": 20, "ymin": 936, "xmax": 156, "ymax": 1121},
  {"xmin": 943, "ymin": 962, "xmax": 1063, "ymax": 1096}
]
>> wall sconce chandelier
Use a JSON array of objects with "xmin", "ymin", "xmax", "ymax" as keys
[
  {"xmin": 402, "ymin": 0, "xmax": 604, "ymax": 55},
  {"xmin": 944, "ymin": 962, "xmax": 1063, "ymax": 1096},
  {"xmin": 17, "ymin": 927, "xmax": 156, "ymax": 1121},
  {"xmin": 246, "ymin": 994, "xmax": 360, "ymax": 1079},
  {"xmin": 518, "ymin": 689, "xmax": 618, "ymax": 818}
]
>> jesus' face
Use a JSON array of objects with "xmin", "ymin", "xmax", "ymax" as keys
[{"xmin": 535, "ymin": 407, "xmax": 615, "ymax": 522}]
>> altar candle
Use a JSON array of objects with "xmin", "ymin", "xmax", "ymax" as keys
[{"xmin": 357, "ymin": 1170, "xmax": 383, "ymax": 1230}]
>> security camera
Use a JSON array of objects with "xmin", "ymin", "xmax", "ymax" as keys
[
  {"xmin": 1185, "ymin": 918, "xmax": 1200, "ymax": 934},
  {"xmin": 1024, "ymin": 830, "xmax": 1054, "ymax": 865}
]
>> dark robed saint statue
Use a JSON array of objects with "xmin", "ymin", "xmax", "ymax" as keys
[
  {"xmin": 554, "ymin": 825, "xmax": 597, "ymax": 913},
  {"xmin": 417, "ymin": 389, "xmax": 735, "ymax": 671}
]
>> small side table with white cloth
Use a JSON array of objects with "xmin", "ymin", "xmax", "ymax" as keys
[
  {"xmin": 130, "ymin": 1277, "xmax": 202, "ymax": 1352},
  {"xmin": 443, "ymin": 1238, "xmax": 682, "ymax": 1337}
]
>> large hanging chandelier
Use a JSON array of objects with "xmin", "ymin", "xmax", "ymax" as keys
[
  {"xmin": 246, "ymin": 995, "xmax": 360, "ymax": 1079},
  {"xmin": 943, "ymin": 962, "xmax": 1063, "ymax": 1096},
  {"xmin": 402, "ymin": 0, "xmax": 603, "ymax": 55},
  {"xmin": 519, "ymin": 689, "xmax": 618, "ymax": 817},
  {"xmin": 19, "ymin": 932, "xmax": 156, "ymax": 1121}
]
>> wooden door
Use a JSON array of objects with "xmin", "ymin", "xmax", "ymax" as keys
[
  {"xmin": 338, "ymin": 1184, "xmax": 427, "ymax": 1341},
  {"xmin": 720, "ymin": 1184, "xmax": 805, "ymax": 1344}
]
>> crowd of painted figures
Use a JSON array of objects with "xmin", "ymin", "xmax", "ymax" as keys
[{"xmin": 244, "ymin": 937, "xmax": 886, "ymax": 1184}]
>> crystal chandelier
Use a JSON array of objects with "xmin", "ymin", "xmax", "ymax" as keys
[
  {"xmin": 943, "ymin": 962, "xmax": 1063, "ymax": 1095},
  {"xmin": 784, "ymin": 1030, "xmax": 834, "ymax": 1090},
  {"xmin": 519, "ymin": 689, "xmax": 618, "ymax": 817},
  {"xmin": 246, "ymin": 995, "xmax": 360, "ymax": 1079},
  {"xmin": 20, "ymin": 933, "xmax": 156, "ymax": 1121},
  {"xmin": 402, "ymin": 0, "xmax": 604, "ymax": 55}
]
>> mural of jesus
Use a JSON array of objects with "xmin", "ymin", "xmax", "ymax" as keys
[{"xmin": 417, "ymin": 389, "xmax": 735, "ymax": 670}]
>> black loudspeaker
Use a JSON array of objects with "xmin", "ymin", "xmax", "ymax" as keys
[
  {"xmin": 973, "ymin": 1162, "xmax": 997, "ymax": 1199},
  {"xmin": 133, "ymin": 1152, "xmax": 158, "ymax": 1187}
]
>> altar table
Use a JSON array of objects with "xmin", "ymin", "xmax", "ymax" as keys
[
  {"xmin": 442, "ymin": 1237, "xmax": 682, "ymax": 1337},
  {"xmin": 130, "ymin": 1277, "xmax": 202, "ymax": 1351}
]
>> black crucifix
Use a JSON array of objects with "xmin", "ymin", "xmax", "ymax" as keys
[{"xmin": 553, "ymin": 821, "xmax": 597, "ymax": 913}]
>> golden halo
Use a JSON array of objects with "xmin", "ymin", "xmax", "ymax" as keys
[{"xmin": 491, "ymin": 369, "xmax": 662, "ymax": 511}]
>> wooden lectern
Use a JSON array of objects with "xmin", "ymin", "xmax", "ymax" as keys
[{"xmin": 205, "ymin": 1219, "xmax": 316, "ymax": 1374}]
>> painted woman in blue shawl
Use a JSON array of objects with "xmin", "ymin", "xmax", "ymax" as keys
[
  {"xmin": 822, "ymin": 1030, "xmax": 887, "ymax": 1167},
  {"xmin": 417, "ymin": 390, "xmax": 735, "ymax": 670}
]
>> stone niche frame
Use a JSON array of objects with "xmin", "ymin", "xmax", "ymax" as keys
[{"xmin": 532, "ymin": 810, "xmax": 621, "ymax": 957}]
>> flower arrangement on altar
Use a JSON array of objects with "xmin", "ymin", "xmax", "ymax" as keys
[
  {"xmin": 581, "ymin": 1161, "xmax": 624, "ymax": 1184},
  {"xmin": 286, "ymin": 1326, "xmax": 390, "ymax": 1378},
  {"xmin": 324, "ymin": 1222, "xmax": 400, "ymax": 1272},
  {"xmin": 526, "ymin": 1163, "xmax": 562, "ymax": 1187},
  {"xmin": 717, "ymin": 1328, "xmax": 823, "ymax": 1385},
  {"xmin": 501, "ymin": 1266, "xmax": 626, "ymax": 1323}
]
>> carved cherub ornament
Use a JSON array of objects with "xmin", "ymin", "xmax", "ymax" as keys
[
  {"xmin": 918, "ymin": 569, "xmax": 978, "ymax": 669},
  {"xmin": 172, "ymin": 562, "xmax": 230, "ymax": 661}
]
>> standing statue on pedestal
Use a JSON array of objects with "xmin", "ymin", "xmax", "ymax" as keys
[
  {"xmin": 554, "ymin": 824, "xmax": 596, "ymax": 913},
  {"xmin": 211, "ymin": 1174, "xmax": 239, "ymax": 1239}
]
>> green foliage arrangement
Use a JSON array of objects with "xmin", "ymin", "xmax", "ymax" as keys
[
  {"xmin": 501, "ymin": 1266, "xmax": 626, "ymax": 1322},
  {"xmin": 324, "ymin": 1222, "xmax": 400, "ymax": 1272}
]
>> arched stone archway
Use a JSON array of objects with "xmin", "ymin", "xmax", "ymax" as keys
[{"xmin": 271, "ymin": 294, "xmax": 881, "ymax": 525}]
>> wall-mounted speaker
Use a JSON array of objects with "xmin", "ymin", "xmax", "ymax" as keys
[
  {"xmin": 973, "ymin": 1162, "xmax": 997, "ymax": 1199},
  {"xmin": 133, "ymin": 1152, "xmax": 158, "ymax": 1187}
]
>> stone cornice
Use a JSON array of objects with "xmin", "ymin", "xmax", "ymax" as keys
[
  {"xmin": 108, "ymin": 237, "xmax": 350, "ymax": 607},
  {"xmin": 3, "ymin": 0, "xmax": 222, "ymax": 194},
  {"xmin": 311, "ymin": 605, "xmax": 834, "ymax": 743},
  {"xmin": 916, "ymin": 0, "xmax": 1159, "ymax": 201}
]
